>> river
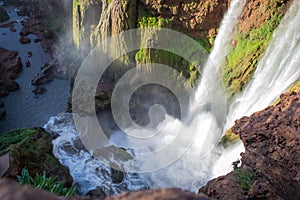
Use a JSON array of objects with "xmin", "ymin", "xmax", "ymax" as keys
[{"xmin": 0, "ymin": 5, "xmax": 70, "ymax": 133}]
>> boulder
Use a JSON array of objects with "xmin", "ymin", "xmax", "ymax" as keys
[
  {"xmin": 31, "ymin": 62, "xmax": 54, "ymax": 85},
  {"xmin": 19, "ymin": 36, "xmax": 31, "ymax": 44},
  {"xmin": 0, "ymin": 128, "xmax": 73, "ymax": 186},
  {"xmin": 0, "ymin": 47, "xmax": 22, "ymax": 97},
  {"xmin": 32, "ymin": 86, "xmax": 47, "ymax": 95}
]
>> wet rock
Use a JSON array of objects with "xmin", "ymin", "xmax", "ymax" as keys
[
  {"xmin": 199, "ymin": 91, "xmax": 300, "ymax": 200},
  {"xmin": 0, "ymin": 21, "xmax": 14, "ymax": 28},
  {"xmin": 34, "ymin": 37, "xmax": 42, "ymax": 43},
  {"xmin": 32, "ymin": 86, "xmax": 47, "ymax": 95},
  {"xmin": 27, "ymin": 51, "xmax": 32, "ymax": 57},
  {"xmin": 0, "ymin": 7, "xmax": 9, "ymax": 22},
  {"xmin": 93, "ymin": 146, "xmax": 133, "ymax": 171},
  {"xmin": 0, "ymin": 80, "xmax": 19, "ymax": 97},
  {"xmin": 9, "ymin": 25, "xmax": 16, "ymax": 32},
  {"xmin": 31, "ymin": 62, "xmax": 54, "ymax": 85},
  {"xmin": 0, "ymin": 110, "xmax": 6, "ymax": 121},
  {"xmin": 111, "ymin": 168, "xmax": 124, "ymax": 183},
  {"xmin": 86, "ymin": 187, "xmax": 106, "ymax": 198},
  {"xmin": 19, "ymin": 35, "xmax": 31, "ymax": 44}
]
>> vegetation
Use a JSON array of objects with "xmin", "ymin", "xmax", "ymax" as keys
[
  {"xmin": 138, "ymin": 16, "xmax": 172, "ymax": 28},
  {"xmin": 18, "ymin": 168, "xmax": 77, "ymax": 197},
  {"xmin": 223, "ymin": 13, "xmax": 284, "ymax": 99},
  {"xmin": 0, "ymin": 128, "xmax": 73, "ymax": 187},
  {"xmin": 234, "ymin": 169, "xmax": 253, "ymax": 191},
  {"xmin": 219, "ymin": 129, "xmax": 240, "ymax": 147}
]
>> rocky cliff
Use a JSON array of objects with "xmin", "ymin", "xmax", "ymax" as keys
[{"xmin": 200, "ymin": 91, "xmax": 300, "ymax": 199}]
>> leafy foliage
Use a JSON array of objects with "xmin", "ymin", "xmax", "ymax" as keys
[
  {"xmin": 234, "ymin": 169, "xmax": 253, "ymax": 191},
  {"xmin": 18, "ymin": 168, "xmax": 77, "ymax": 197}
]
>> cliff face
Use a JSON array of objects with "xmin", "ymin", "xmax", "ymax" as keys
[
  {"xmin": 73, "ymin": 0, "xmax": 229, "ymax": 50},
  {"xmin": 73, "ymin": 0, "xmax": 136, "ymax": 50},
  {"xmin": 138, "ymin": 0, "xmax": 229, "ymax": 41},
  {"xmin": 200, "ymin": 91, "xmax": 300, "ymax": 199},
  {"xmin": 223, "ymin": 0, "xmax": 291, "ymax": 98}
]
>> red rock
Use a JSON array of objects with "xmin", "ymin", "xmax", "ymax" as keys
[
  {"xmin": 107, "ymin": 188, "xmax": 211, "ymax": 200},
  {"xmin": 200, "ymin": 91, "xmax": 300, "ymax": 199}
]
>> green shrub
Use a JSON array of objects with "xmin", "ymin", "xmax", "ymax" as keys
[
  {"xmin": 18, "ymin": 168, "xmax": 77, "ymax": 197},
  {"xmin": 234, "ymin": 169, "xmax": 253, "ymax": 191}
]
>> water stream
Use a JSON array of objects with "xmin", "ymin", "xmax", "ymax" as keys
[{"xmin": 0, "ymin": 5, "xmax": 69, "ymax": 133}]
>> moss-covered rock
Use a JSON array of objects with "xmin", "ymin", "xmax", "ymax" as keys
[
  {"xmin": 222, "ymin": 0, "xmax": 291, "ymax": 99},
  {"xmin": 219, "ymin": 129, "xmax": 240, "ymax": 147},
  {"xmin": 0, "ymin": 128, "xmax": 73, "ymax": 187}
]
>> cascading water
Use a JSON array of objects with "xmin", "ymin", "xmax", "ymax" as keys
[
  {"xmin": 44, "ymin": 0, "xmax": 246, "ymax": 194},
  {"xmin": 44, "ymin": 0, "xmax": 300, "ymax": 196},
  {"xmin": 224, "ymin": 0, "xmax": 300, "ymax": 132},
  {"xmin": 215, "ymin": 0, "xmax": 300, "ymax": 178}
]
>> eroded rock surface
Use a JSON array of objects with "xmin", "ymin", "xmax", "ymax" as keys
[
  {"xmin": 0, "ymin": 47, "xmax": 22, "ymax": 98},
  {"xmin": 200, "ymin": 91, "xmax": 300, "ymax": 200}
]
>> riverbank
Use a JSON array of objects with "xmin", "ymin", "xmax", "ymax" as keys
[{"xmin": 0, "ymin": 2, "xmax": 70, "ymax": 133}]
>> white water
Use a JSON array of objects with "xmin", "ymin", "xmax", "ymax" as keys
[
  {"xmin": 215, "ymin": 0, "xmax": 300, "ymax": 177},
  {"xmin": 44, "ymin": 113, "xmax": 149, "ymax": 194},
  {"xmin": 224, "ymin": 1, "xmax": 300, "ymax": 131},
  {"xmin": 44, "ymin": 0, "xmax": 300, "ymax": 195}
]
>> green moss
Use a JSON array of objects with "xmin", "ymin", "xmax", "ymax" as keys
[
  {"xmin": 0, "ymin": 128, "xmax": 36, "ymax": 155},
  {"xmin": 138, "ymin": 16, "xmax": 172, "ymax": 28},
  {"xmin": 235, "ymin": 169, "xmax": 254, "ymax": 191},
  {"xmin": 0, "ymin": 128, "xmax": 73, "ymax": 186},
  {"xmin": 219, "ymin": 129, "xmax": 240, "ymax": 147},
  {"xmin": 223, "ymin": 13, "xmax": 284, "ymax": 99}
]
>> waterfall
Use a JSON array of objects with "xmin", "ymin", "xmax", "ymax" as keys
[
  {"xmin": 110, "ymin": 0, "xmax": 247, "ymax": 191},
  {"xmin": 224, "ymin": 0, "xmax": 300, "ymax": 132},
  {"xmin": 43, "ymin": 0, "xmax": 300, "ymax": 195},
  {"xmin": 214, "ymin": 0, "xmax": 300, "ymax": 178},
  {"xmin": 44, "ymin": 0, "xmax": 246, "ymax": 194}
]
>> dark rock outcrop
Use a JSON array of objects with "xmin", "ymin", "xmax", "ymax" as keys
[
  {"xmin": 19, "ymin": 35, "xmax": 31, "ymax": 44},
  {"xmin": 0, "ymin": 47, "xmax": 22, "ymax": 98},
  {"xmin": 31, "ymin": 62, "xmax": 54, "ymax": 85},
  {"xmin": 0, "ymin": 128, "xmax": 73, "ymax": 186},
  {"xmin": 32, "ymin": 86, "xmax": 47, "ymax": 95},
  {"xmin": 200, "ymin": 91, "xmax": 300, "ymax": 200},
  {"xmin": 0, "ymin": 6, "xmax": 9, "ymax": 22}
]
